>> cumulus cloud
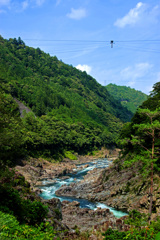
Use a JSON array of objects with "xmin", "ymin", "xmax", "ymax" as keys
[
  {"xmin": 67, "ymin": 8, "xmax": 87, "ymax": 20},
  {"xmin": 120, "ymin": 62, "xmax": 153, "ymax": 87},
  {"xmin": 114, "ymin": 2, "xmax": 146, "ymax": 28},
  {"xmin": 115, "ymin": 2, "xmax": 160, "ymax": 28},
  {"xmin": 121, "ymin": 62, "xmax": 152, "ymax": 78},
  {"xmin": 76, "ymin": 64, "xmax": 92, "ymax": 74}
]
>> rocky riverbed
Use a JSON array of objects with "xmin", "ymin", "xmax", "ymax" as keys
[
  {"xmin": 56, "ymin": 159, "xmax": 160, "ymax": 220},
  {"xmin": 15, "ymin": 148, "xmax": 118, "ymax": 191},
  {"xmin": 14, "ymin": 149, "xmax": 160, "ymax": 235},
  {"xmin": 61, "ymin": 200, "xmax": 129, "ymax": 232},
  {"xmin": 15, "ymin": 157, "xmax": 77, "ymax": 190},
  {"xmin": 14, "ymin": 150, "xmax": 128, "ymax": 232}
]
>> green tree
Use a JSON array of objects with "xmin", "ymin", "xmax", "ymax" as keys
[{"xmin": 123, "ymin": 108, "xmax": 160, "ymax": 222}]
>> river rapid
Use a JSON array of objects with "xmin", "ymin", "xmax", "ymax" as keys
[{"xmin": 40, "ymin": 158, "xmax": 127, "ymax": 218}]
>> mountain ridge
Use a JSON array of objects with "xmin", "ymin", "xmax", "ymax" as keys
[{"xmin": 106, "ymin": 83, "xmax": 148, "ymax": 114}]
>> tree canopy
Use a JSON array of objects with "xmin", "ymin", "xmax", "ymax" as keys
[{"xmin": 106, "ymin": 83, "xmax": 147, "ymax": 114}]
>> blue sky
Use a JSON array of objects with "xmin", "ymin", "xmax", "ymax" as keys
[{"xmin": 0, "ymin": 0, "xmax": 160, "ymax": 94}]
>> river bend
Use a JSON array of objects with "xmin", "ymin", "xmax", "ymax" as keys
[{"xmin": 40, "ymin": 158, "xmax": 127, "ymax": 218}]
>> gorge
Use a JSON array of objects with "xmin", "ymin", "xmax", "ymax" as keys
[{"xmin": 39, "ymin": 157, "xmax": 127, "ymax": 218}]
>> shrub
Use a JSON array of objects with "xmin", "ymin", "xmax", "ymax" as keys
[
  {"xmin": 0, "ymin": 168, "xmax": 48, "ymax": 225},
  {"xmin": 0, "ymin": 211, "xmax": 59, "ymax": 240},
  {"xmin": 102, "ymin": 228, "xmax": 126, "ymax": 240}
]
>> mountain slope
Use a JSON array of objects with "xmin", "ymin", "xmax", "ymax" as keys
[
  {"xmin": 0, "ymin": 36, "xmax": 132, "ymax": 122},
  {"xmin": 0, "ymin": 36, "xmax": 133, "ymax": 160},
  {"xmin": 106, "ymin": 84, "xmax": 147, "ymax": 114}
]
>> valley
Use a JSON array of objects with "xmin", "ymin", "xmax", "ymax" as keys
[{"xmin": 1, "ymin": 35, "xmax": 160, "ymax": 239}]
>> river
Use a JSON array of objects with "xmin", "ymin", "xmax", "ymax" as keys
[{"xmin": 40, "ymin": 158, "xmax": 127, "ymax": 218}]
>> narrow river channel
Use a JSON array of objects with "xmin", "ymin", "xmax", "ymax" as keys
[{"xmin": 40, "ymin": 158, "xmax": 127, "ymax": 218}]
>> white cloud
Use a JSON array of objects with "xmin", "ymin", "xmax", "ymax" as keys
[
  {"xmin": 146, "ymin": 5, "xmax": 160, "ymax": 24},
  {"xmin": 76, "ymin": 64, "xmax": 92, "ymax": 74},
  {"xmin": 120, "ymin": 62, "xmax": 153, "ymax": 87},
  {"xmin": 114, "ymin": 2, "xmax": 146, "ymax": 27},
  {"xmin": 67, "ymin": 8, "xmax": 87, "ymax": 20},
  {"xmin": 0, "ymin": 0, "xmax": 10, "ymax": 6}
]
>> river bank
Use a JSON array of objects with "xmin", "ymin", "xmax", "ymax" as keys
[
  {"xmin": 56, "ymin": 158, "xmax": 160, "ymax": 221},
  {"xmin": 14, "ymin": 149, "xmax": 129, "ymax": 233},
  {"xmin": 14, "ymin": 148, "xmax": 160, "ymax": 236},
  {"xmin": 15, "ymin": 148, "xmax": 119, "ymax": 191}
]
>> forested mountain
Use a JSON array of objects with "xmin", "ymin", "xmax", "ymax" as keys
[
  {"xmin": 0, "ymin": 36, "xmax": 132, "ymax": 163},
  {"xmin": 106, "ymin": 84, "xmax": 148, "ymax": 114}
]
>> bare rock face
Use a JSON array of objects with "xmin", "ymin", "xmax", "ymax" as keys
[
  {"xmin": 56, "ymin": 163, "xmax": 160, "ymax": 219},
  {"xmin": 61, "ymin": 201, "xmax": 117, "ymax": 232},
  {"xmin": 61, "ymin": 201, "xmax": 129, "ymax": 233},
  {"xmin": 42, "ymin": 198, "xmax": 69, "ymax": 233}
]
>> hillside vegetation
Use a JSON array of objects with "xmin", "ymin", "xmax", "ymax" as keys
[
  {"xmin": 119, "ymin": 81, "xmax": 160, "ymax": 158},
  {"xmin": 106, "ymin": 84, "xmax": 147, "ymax": 114},
  {"xmin": 99, "ymin": 82, "xmax": 160, "ymax": 239},
  {"xmin": 0, "ymin": 36, "xmax": 132, "ymax": 163}
]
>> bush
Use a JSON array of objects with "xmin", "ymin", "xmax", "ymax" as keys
[
  {"xmin": 0, "ymin": 168, "xmax": 48, "ymax": 225},
  {"xmin": 24, "ymin": 200, "xmax": 48, "ymax": 225},
  {"xmin": 102, "ymin": 211, "xmax": 160, "ymax": 240},
  {"xmin": 102, "ymin": 228, "xmax": 126, "ymax": 239},
  {"xmin": 0, "ymin": 211, "xmax": 59, "ymax": 240}
]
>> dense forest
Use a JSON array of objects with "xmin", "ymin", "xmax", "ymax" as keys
[
  {"xmin": 0, "ymin": 36, "xmax": 133, "ymax": 163},
  {"xmin": 106, "ymin": 83, "xmax": 148, "ymax": 114}
]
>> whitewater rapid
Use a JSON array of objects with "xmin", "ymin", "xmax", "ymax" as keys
[{"xmin": 39, "ymin": 158, "xmax": 127, "ymax": 218}]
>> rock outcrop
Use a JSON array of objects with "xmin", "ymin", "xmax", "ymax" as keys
[
  {"xmin": 61, "ymin": 200, "xmax": 129, "ymax": 232},
  {"xmin": 15, "ymin": 158, "xmax": 77, "ymax": 190},
  {"xmin": 56, "ymin": 162, "xmax": 160, "ymax": 219},
  {"xmin": 15, "ymin": 152, "xmax": 160, "ymax": 236}
]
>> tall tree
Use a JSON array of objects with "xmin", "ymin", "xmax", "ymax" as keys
[{"xmin": 122, "ymin": 108, "xmax": 160, "ymax": 222}]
